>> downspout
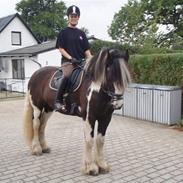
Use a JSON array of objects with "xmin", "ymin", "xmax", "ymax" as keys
[{"xmin": 29, "ymin": 57, "xmax": 42, "ymax": 68}]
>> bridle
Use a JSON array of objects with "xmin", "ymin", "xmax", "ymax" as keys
[{"xmin": 102, "ymin": 88, "xmax": 124, "ymax": 102}]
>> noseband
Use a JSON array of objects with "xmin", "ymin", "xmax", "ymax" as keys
[{"xmin": 102, "ymin": 89, "xmax": 123, "ymax": 101}]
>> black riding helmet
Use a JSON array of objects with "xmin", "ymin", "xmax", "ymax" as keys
[{"xmin": 67, "ymin": 5, "xmax": 80, "ymax": 17}]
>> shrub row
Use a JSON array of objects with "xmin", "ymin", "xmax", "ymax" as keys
[{"xmin": 129, "ymin": 53, "xmax": 183, "ymax": 86}]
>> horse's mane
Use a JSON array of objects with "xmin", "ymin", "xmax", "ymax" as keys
[{"xmin": 84, "ymin": 48, "xmax": 132, "ymax": 89}]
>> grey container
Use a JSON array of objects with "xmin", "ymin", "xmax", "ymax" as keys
[
  {"xmin": 153, "ymin": 86, "xmax": 182, "ymax": 125},
  {"xmin": 136, "ymin": 84, "xmax": 154, "ymax": 121},
  {"xmin": 123, "ymin": 83, "xmax": 182, "ymax": 125}
]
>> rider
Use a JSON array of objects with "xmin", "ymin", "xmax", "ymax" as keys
[{"xmin": 55, "ymin": 5, "xmax": 92, "ymax": 112}]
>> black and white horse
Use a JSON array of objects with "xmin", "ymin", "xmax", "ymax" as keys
[{"xmin": 23, "ymin": 48, "xmax": 132, "ymax": 175}]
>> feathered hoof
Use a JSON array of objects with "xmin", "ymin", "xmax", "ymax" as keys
[
  {"xmin": 99, "ymin": 166, "xmax": 110, "ymax": 174},
  {"xmin": 97, "ymin": 162, "xmax": 110, "ymax": 174},
  {"xmin": 81, "ymin": 162, "xmax": 99, "ymax": 176},
  {"xmin": 88, "ymin": 169, "xmax": 99, "ymax": 176},
  {"xmin": 42, "ymin": 147, "xmax": 51, "ymax": 153},
  {"xmin": 31, "ymin": 144, "xmax": 42, "ymax": 156}
]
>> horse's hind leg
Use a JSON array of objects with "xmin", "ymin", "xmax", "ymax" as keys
[
  {"xmin": 39, "ymin": 111, "xmax": 52, "ymax": 153},
  {"xmin": 31, "ymin": 106, "xmax": 42, "ymax": 155}
]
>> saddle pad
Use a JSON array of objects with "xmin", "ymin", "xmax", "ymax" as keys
[{"xmin": 49, "ymin": 68, "xmax": 84, "ymax": 92}]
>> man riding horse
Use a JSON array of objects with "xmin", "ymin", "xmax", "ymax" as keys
[{"xmin": 55, "ymin": 5, "xmax": 92, "ymax": 112}]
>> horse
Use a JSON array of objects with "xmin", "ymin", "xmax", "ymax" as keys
[{"xmin": 23, "ymin": 48, "xmax": 132, "ymax": 175}]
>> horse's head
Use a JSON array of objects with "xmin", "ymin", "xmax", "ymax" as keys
[{"xmin": 85, "ymin": 48, "xmax": 132, "ymax": 110}]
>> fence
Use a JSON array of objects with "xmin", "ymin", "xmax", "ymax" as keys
[{"xmin": 0, "ymin": 77, "xmax": 30, "ymax": 99}]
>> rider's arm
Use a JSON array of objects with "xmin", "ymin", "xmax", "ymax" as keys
[
  {"xmin": 85, "ymin": 49, "xmax": 92, "ymax": 59},
  {"xmin": 59, "ymin": 48, "xmax": 72, "ymax": 60}
]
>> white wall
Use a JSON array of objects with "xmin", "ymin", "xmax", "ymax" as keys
[
  {"xmin": 24, "ymin": 56, "xmax": 41, "ymax": 78},
  {"xmin": 37, "ymin": 49, "xmax": 61, "ymax": 67},
  {"xmin": 0, "ymin": 16, "xmax": 38, "ymax": 53}
]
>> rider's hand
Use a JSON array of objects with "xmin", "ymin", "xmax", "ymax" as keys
[{"xmin": 71, "ymin": 58, "xmax": 81, "ymax": 64}]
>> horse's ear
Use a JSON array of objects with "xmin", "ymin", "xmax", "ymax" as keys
[
  {"xmin": 108, "ymin": 49, "xmax": 118, "ymax": 66},
  {"xmin": 108, "ymin": 49, "xmax": 118, "ymax": 58},
  {"xmin": 125, "ymin": 49, "xmax": 129, "ymax": 62}
]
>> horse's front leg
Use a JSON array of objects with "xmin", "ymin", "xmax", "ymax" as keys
[
  {"xmin": 81, "ymin": 119, "xmax": 99, "ymax": 175},
  {"xmin": 95, "ymin": 117, "xmax": 111, "ymax": 174}
]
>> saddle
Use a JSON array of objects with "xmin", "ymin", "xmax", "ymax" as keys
[
  {"xmin": 49, "ymin": 67, "xmax": 84, "ymax": 92},
  {"xmin": 49, "ymin": 67, "xmax": 84, "ymax": 116}
]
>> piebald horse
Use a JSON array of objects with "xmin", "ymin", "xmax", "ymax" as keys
[{"xmin": 23, "ymin": 48, "xmax": 132, "ymax": 175}]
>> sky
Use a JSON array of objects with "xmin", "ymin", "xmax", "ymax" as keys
[{"xmin": 0, "ymin": 0, "xmax": 128, "ymax": 41}]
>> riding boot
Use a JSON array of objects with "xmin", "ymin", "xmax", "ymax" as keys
[{"xmin": 54, "ymin": 77, "xmax": 68, "ymax": 112}]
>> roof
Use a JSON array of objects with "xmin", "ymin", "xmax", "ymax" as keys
[
  {"xmin": 0, "ymin": 40, "xmax": 56, "ymax": 57},
  {"xmin": 0, "ymin": 13, "xmax": 40, "ymax": 43}
]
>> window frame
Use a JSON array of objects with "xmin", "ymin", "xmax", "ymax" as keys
[
  {"xmin": 12, "ymin": 59, "xmax": 25, "ymax": 79},
  {"xmin": 11, "ymin": 31, "xmax": 22, "ymax": 46}
]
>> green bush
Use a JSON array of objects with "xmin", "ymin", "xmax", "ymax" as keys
[{"xmin": 129, "ymin": 53, "xmax": 183, "ymax": 86}]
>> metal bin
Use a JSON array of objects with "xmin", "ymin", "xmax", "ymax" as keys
[
  {"xmin": 136, "ymin": 84, "xmax": 154, "ymax": 121},
  {"xmin": 153, "ymin": 86, "xmax": 182, "ymax": 125}
]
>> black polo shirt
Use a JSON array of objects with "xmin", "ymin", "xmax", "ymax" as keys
[{"xmin": 56, "ymin": 27, "xmax": 90, "ymax": 63}]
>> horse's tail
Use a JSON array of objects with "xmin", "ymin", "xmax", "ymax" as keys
[{"xmin": 23, "ymin": 90, "xmax": 33, "ymax": 147}]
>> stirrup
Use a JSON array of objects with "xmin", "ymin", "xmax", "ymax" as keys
[{"xmin": 54, "ymin": 102, "xmax": 67, "ymax": 112}]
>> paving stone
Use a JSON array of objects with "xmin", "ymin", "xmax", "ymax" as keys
[{"xmin": 1, "ymin": 99, "xmax": 183, "ymax": 183}]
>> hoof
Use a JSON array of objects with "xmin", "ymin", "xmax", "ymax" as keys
[
  {"xmin": 31, "ymin": 150, "xmax": 42, "ymax": 156},
  {"xmin": 42, "ymin": 147, "xmax": 51, "ymax": 153},
  {"xmin": 97, "ymin": 162, "xmax": 110, "ymax": 174},
  {"xmin": 81, "ymin": 162, "xmax": 99, "ymax": 176},
  {"xmin": 88, "ymin": 170, "xmax": 99, "ymax": 176},
  {"xmin": 31, "ymin": 145, "xmax": 42, "ymax": 156},
  {"xmin": 99, "ymin": 166, "xmax": 110, "ymax": 174}
]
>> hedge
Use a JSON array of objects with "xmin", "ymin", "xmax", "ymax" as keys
[{"xmin": 129, "ymin": 53, "xmax": 183, "ymax": 86}]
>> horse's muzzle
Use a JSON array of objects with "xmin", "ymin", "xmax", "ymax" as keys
[{"xmin": 112, "ymin": 99, "xmax": 123, "ymax": 110}]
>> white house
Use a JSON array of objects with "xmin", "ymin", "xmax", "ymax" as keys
[
  {"xmin": 0, "ymin": 13, "xmax": 61, "ymax": 92},
  {"xmin": 0, "ymin": 13, "xmax": 39, "ymax": 53}
]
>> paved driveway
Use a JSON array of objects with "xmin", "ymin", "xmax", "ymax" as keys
[{"xmin": 0, "ymin": 99, "xmax": 183, "ymax": 183}]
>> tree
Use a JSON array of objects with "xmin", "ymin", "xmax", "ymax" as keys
[
  {"xmin": 108, "ymin": 0, "xmax": 183, "ymax": 48},
  {"xmin": 16, "ymin": 0, "xmax": 67, "ymax": 42},
  {"xmin": 80, "ymin": 27, "xmax": 89, "ymax": 37}
]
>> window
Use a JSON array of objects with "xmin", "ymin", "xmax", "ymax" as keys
[
  {"xmin": 11, "ymin": 31, "xmax": 21, "ymax": 45},
  {"xmin": 0, "ymin": 58, "xmax": 2, "ymax": 72},
  {"xmin": 12, "ymin": 59, "xmax": 25, "ymax": 79},
  {"xmin": 0, "ymin": 58, "xmax": 8, "ymax": 72}
]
